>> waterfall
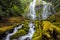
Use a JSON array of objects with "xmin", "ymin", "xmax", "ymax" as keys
[
  {"xmin": 18, "ymin": 22, "xmax": 35, "ymax": 40},
  {"xmin": 42, "ymin": 1, "xmax": 55, "ymax": 19},
  {"xmin": 5, "ymin": 24, "xmax": 23, "ymax": 40},
  {"xmin": 5, "ymin": 0, "xmax": 36, "ymax": 40},
  {"xmin": 28, "ymin": 0, "xmax": 55, "ymax": 20},
  {"xmin": 18, "ymin": 0, "xmax": 36, "ymax": 40},
  {"xmin": 5, "ymin": 0, "xmax": 56, "ymax": 40},
  {"xmin": 28, "ymin": 0, "xmax": 36, "ymax": 20},
  {"xmin": 17, "ymin": 0, "xmax": 36, "ymax": 40}
]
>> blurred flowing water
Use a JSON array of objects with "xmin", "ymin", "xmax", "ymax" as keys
[
  {"xmin": 18, "ymin": 0, "xmax": 36, "ymax": 40},
  {"xmin": 42, "ymin": 1, "xmax": 55, "ymax": 19},
  {"xmin": 28, "ymin": 0, "xmax": 36, "ymax": 20},
  {"xmin": 18, "ymin": 22, "xmax": 35, "ymax": 40},
  {"xmin": 5, "ymin": 24, "xmax": 23, "ymax": 40}
]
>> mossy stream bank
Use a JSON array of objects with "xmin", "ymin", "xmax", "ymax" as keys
[{"xmin": 0, "ymin": 12, "xmax": 60, "ymax": 40}]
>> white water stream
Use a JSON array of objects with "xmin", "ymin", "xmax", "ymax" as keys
[
  {"xmin": 42, "ymin": 1, "xmax": 55, "ymax": 19},
  {"xmin": 18, "ymin": 0, "xmax": 37, "ymax": 39},
  {"xmin": 18, "ymin": 0, "xmax": 36, "ymax": 39},
  {"xmin": 5, "ymin": 24, "xmax": 23, "ymax": 40},
  {"xmin": 28, "ymin": 0, "xmax": 36, "ymax": 20},
  {"xmin": 18, "ymin": 22, "xmax": 35, "ymax": 40}
]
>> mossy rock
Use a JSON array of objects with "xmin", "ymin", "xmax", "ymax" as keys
[
  {"xmin": 0, "ymin": 16, "xmax": 24, "ymax": 34},
  {"xmin": 32, "ymin": 20, "xmax": 42, "ymax": 40},
  {"xmin": 0, "ymin": 25, "xmax": 16, "ymax": 34},
  {"xmin": 42, "ymin": 21, "xmax": 60, "ymax": 39},
  {"xmin": 32, "ymin": 30, "xmax": 42, "ymax": 40},
  {"xmin": 33, "ymin": 21, "xmax": 60, "ymax": 40},
  {"xmin": 11, "ymin": 21, "xmax": 29, "ymax": 39},
  {"xmin": 11, "ymin": 29, "xmax": 27, "ymax": 39},
  {"xmin": 32, "ymin": 36, "xmax": 42, "ymax": 40},
  {"xmin": 47, "ymin": 11, "xmax": 60, "ymax": 27}
]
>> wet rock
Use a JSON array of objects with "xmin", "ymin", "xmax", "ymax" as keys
[
  {"xmin": 0, "ymin": 33, "xmax": 7, "ymax": 40},
  {"xmin": 57, "ymin": 34, "xmax": 60, "ymax": 40},
  {"xmin": 24, "ymin": 37, "xmax": 31, "ymax": 40}
]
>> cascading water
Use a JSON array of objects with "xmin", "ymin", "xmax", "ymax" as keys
[
  {"xmin": 5, "ymin": 0, "xmax": 36, "ymax": 40},
  {"xmin": 18, "ymin": 0, "xmax": 36, "ymax": 40},
  {"xmin": 42, "ymin": 1, "xmax": 55, "ymax": 19},
  {"xmin": 5, "ymin": 24, "xmax": 23, "ymax": 40},
  {"xmin": 28, "ymin": 0, "xmax": 36, "ymax": 20},
  {"xmin": 18, "ymin": 22, "xmax": 35, "ymax": 40},
  {"xmin": 17, "ymin": 0, "xmax": 36, "ymax": 40},
  {"xmin": 5, "ymin": 0, "xmax": 56, "ymax": 40}
]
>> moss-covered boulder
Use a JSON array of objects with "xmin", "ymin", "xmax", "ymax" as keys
[
  {"xmin": 11, "ymin": 19, "xmax": 29, "ymax": 39},
  {"xmin": 32, "ymin": 21, "xmax": 60, "ymax": 40},
  {"xmin": 47, "ymin": 11, "xmax": 60, "ymax": 27},
  {"xmin": 0, "ymin": 16, "xmax": 26, "ymax": 34}
]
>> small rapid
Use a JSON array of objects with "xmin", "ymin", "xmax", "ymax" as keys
[
  {"xmin": 18, "ymin": 22, "xmax": 35, "ymax": 40},
  {"xmin": 5, "ymin": 24, "xmax": 23, "ymax": 40}
]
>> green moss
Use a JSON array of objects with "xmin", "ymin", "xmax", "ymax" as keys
[
  {"xmin": 11, "ymin": 29, "xmax": 27, "ymax": 39},
  {"xmin": 36, "ymin": 0, "xmax": 43, "ymax": 6},
  {"xmin": 11, "ymin": 20, "xmax": 29, "ymax": 39},
  {"xmin": 33, "ymin": 36, "xmax": 42, "ymax": 40},
  {"xmin": 32, "ymin": 21, "xmax": 60, "ymax": 40},
  {"xmin": 36, "ymin": 6, "xmax": 43, "ymax": 20},
  {"xmin": 0, "ymin": 23, "xmax": 21, "ymax": 34},
  {"xmin": 32, "ymin": 29, "xmax": 42, "ymax": 40},
  {"xmin": 47, "ymin": 11, "xmax": 60, "ymax": 27},
  {"xmin": 32, "ymin": 21, "xmax": 42, "ymax": 40}
]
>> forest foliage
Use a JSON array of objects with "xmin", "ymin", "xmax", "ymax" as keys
[
  {"xmin": 0, "ymin": 0, "xmax": 32, "ymax": 18},
  {"xmin": 0, "ymin": 0, "xmax": 60, "ymax": 18}
]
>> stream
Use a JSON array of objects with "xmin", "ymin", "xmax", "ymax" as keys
[{"xmin": 18, "ymin": 22, "xmax": 35, "ymax": 40}]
